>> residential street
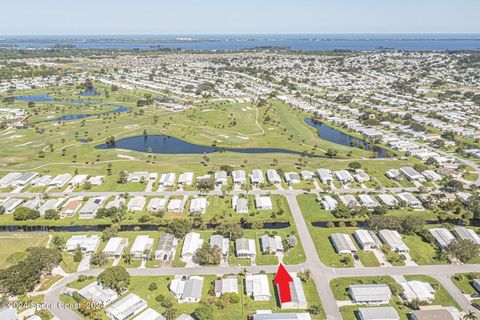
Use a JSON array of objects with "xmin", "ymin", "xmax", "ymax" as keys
[{"xmin": 43, "ymin": 193, "xmax": 480, "ymax": 320}]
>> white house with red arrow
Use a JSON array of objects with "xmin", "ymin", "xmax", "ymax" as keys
[{"xmin": 274, "ymin": 264, "xmax": 308, "ymax": 309}]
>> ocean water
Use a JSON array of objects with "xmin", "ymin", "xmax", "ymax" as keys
[{"xmin": 0, "ymin": 34, "xmax": 479, "ymax": 51}]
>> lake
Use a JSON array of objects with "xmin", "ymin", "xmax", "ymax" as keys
[
  {"xmin": 13, "ymin": 93, "xmax": 130, "ymax": 123},
  {"xmin": 96, "ymin": 134, "xmax": 311, "ymax": 156},
  {"xmin": 304, "ymin": 118, "xmax": 390, "ymax": 158}
]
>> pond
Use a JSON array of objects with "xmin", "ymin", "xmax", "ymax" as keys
[
  {"xmin": 14, "ymin": 93, "xmax": 97, "ymax": 105},
  {"xmin": 35, "ymin": 104, "xmax": 129, "ymax": 123},
  {"xmin": 96, "ymin": 134, "xmax": 312, "ymax": 156},
  {"xmin": 13, "ymin": 93, "xmax": 130, "ymax": 123},
  {"xmin": 304, "ymin": 118, "xmax": 391, "ymax": 158},
  {"xmin": 79, "ymin": 88, "xmax": 104, "ymax": 97}
]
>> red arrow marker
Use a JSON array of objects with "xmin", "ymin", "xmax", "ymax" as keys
[{"xmin": 273, "ymin": 263, "xmax": 294, "ymax": 303}]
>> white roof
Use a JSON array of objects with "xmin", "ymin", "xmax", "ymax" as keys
[
  {"xmin": 189, "ymin": 197, "xmax": 207, "ymax": 212},
  {"xmin": 78, "ymin": 282, "xmax": 118, "ymax": 305},
  {"xmin": 168, "ymin": 199, "xmax": 183, "ymax": 211},
  {"xmin": 106, "ymin": 293, "xmax": 147, "ymax": 320},
  {"xmin": 148, "ymin": 198, "xmax": 166, "ymax": 210},
  {"xmin": 70, "ymin": 174, "xmax": 88, "ymax": 184},
  {"xmin": 401, "ymin": 280, "xmax": 435, "ymax": 302},
  {"xmin": 182, "ymin": 232, "xmax": 203, "ymax": 256},
  {"xmin": 103, "ymin": 237, "xmax": 127, "ymax": 255},
  {"xmin": 134, "ymin": 308, "xmax": 165, "ymax": 320},
  {"xmin": 255, "ymin": 196, "xmax": 272, "ymax": 209},
  {"xmin": 379, "ymin": 230, "xmax": 409, "ymax": 252},
  {"xmin": 246, "ymin": 274, "xmax": 271, "ymax": 298},
  {"xmin": 130, "ymin": 235, "xmax": 154, "ymax": 254}
]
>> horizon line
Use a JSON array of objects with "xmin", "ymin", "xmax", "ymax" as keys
[{"xmin": 2, "ymin": 32, "xmax": 480, "ymax": 37}]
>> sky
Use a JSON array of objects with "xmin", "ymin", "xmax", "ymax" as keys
[{"xmin": 1, "ymin": 0, "xmax": 480, "ymax": 35}]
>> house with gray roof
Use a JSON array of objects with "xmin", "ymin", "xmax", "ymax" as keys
[
  {"xmin": 358, "ymin": 307, "xmax": 400, "ymax": 320},
  {"xmin": 169, "ymin": 276, "xmax": 204, "ymax": 303},
  {"xmin": 330, "ymin": 233, "xmax": 357, "ymax": 254},
  {"xmin": 106, "ymin": 293, "xmax": 147, "ymax": 320},
  {"xmin": 349, "ymin": 284, "xmax": 392, "ymax": 304}
]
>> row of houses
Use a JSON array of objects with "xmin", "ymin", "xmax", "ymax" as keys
[
  {"xmin": 429, "ymin": 226, "xmax": 480, "ymax": 249},
  {"xmin": 349, "ymin": 280, "xmax": 435, "ymax": 304},
  {"xmin": 0, "ymin": 172, "xmax": 104, "ymax": 189},
  {"xmin": 320, "ymin": 192, "xmax": 423, "ymax": 211},
  {"xmin": 66, "ymin": 233, "xmax": 178, "ymax": 262},
  {"xmin": 180, "ymin": 232, "xmax": 285, "ymax": 262},
  {"xmin": 331, "ymin": 229, "xmax": 409, "ymax": 254},
  {"xmin": 0, "ymin": 195, "xmax": 202, "ymax": 220},
  {"xmin": 386, "ymin": 166, "xmax": 447, "ymax": 182},
  {"xmin": 355, "ymin": 305, "xmax": 459, "ymax": 320}
]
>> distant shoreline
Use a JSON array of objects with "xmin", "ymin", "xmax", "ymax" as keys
[{"xmin": 1, "ymin": 34, "xmax": 479, "ymax": 51}]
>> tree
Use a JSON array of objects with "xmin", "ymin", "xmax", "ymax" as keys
[
  {"xmin": 298, "ymin": 270, "xmax": 311, "ymax": 282},
  {"xmin": 52, "ymin": 235, "xmax": 66, "ymax": 250},
  {"xmin": 161, "ymin": 297, "xmax": 174, "ymax": 308},
  {"xmin": 148, "ymin": 282, "xmax": 158, "ymax": 291},
  {"xmin": 118, "ymin": 170, "xmax": 128, "ymax": 184},
  {"xmin": 90, "ymin": 252, "xmax": 108, "ymax": 267},
  {"xmin": 163, "ymin": 308, "xmax": 179, "ymax": 320},
  {"xmin": 372, "ymin": 205, "xmax": 388, "ymax": 216},
  {"xmin": 444, "ymin": 179, "xmax": 464, "ymax": 192},
  {"xmin": 73, "ymin": 247, "xmax": 83, "ymax": 263},
  {"xmin": 332, "ymin": 202, "xmax": 353, "ymax": 219},
  {"xmin": 166, "ymin": 219, "xmax": 192, "ymax": 238},
  {"xmin": 348, "ymin": 162, "xmax": 361, "ymax": 171},
  {"xmin": 97, "ymin": 266, "xmax": 130, "ymax": 293},
  {"xmin": 216, "ymin": 222, "xmax": 243, "ymax": 240},
  {"xmin": 308, "ymin": 305, "xmax": 322, "ymax": 316},
  {"xmin": 13, "ymin": 206, "xmax": 32, "ymax": 221},
  {"xmin": 193, "ymin": 305, "xmax": 213, "ymax": 320},
  {"xmin": 0, "ymin": 247, "xmax": 61, "ymax": 296},
  {"xmin": 102, "ymin": 224, "xmax": 121, "ymax": 241},
  {"xmin": 368, "ymin": 215, "xmax": 402, "ymax": 231},
  {"xmin": 447, "ymin": 239, "xmax": 480, "ymax": 263},
  {"xmin": 28, "ymin": 210, "xmax": 40, "ymax": 220},
  {"xmin": 325, "ymin": 148, "xmax": 338, "ymax": 157},
  {"xmin": 401, "ymin": 215, "xmax": 425, "ymax": 234},
  {"xmin": 194, "ymin": 243, "xmax": 221, "ymax": 265},
  {"xmin": 0, "ymin": 205, "xmax": 4, "ymax": 215},
  {"xmin": 45, "ymin": 209, "xmax": 59, "ymax": 220},
  {"xmin": 196, "ymin": 177, "xmax": 215, "ymax": 192}
]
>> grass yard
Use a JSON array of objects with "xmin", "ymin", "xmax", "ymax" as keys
[
  {"xmin": 0, "ymin": 233, "xmax": 49, "ymax": 268},
  {"xmin": 404, "ymin": 275, "xmax": 461, "ymax": 309},
  {"xmin": 330, "ymin": 276, "xmax": 396, "ymax": 301},
  {"xmin": 402, "ymin": 234, "xmax": 446, "ymax": 265},
  {"xmin": 66, "ymin": 273, "xmax": 325, "ymax": 319},
  {"xmin": 452, "ymin": 273, "xmax": 480, "ymax": 295},
  {"xmin": 331, "ymin": 269, "xmax": 421, "ymax": 319},
  {"xmin": 307, "ymin": 226, "xmax": 379, "ymax": 268}
]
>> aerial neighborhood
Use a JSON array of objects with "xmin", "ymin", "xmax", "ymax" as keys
[{"xmin": 0, "ymin": 33, "xmax": 480, "ymax": 320}]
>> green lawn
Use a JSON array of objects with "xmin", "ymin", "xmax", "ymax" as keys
[
  {"xmin": 0, "ymin": 233, "xmax": 49, "ymax": 268},
  {"xmin": 65, "ymin": 273, "xmax": 325, "ymax": 319},
  {"xmin": 306, "ymin": 226, "xmax": 380, "ymax": 268},
  {"xmin": 404, "ymin": 275, "xmax": 461, "ymax": 309},
  {"xmin": 330, "ymin": 276, "xmax": 396, "ymax": 300},
  {"xmin": 452, "ymin": 273, "xmax": 480, "ymax": 295},
  {"xmin": 403, "ymin": 234, "xmax": 446, "ymax": 265},
  {"xmin": 332, "ymin": 276, "xmax": 412, "ymax": 320}
]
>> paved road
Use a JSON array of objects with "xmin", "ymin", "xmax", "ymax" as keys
[
  {"xmin": 41, "ymin": 193, "xmax": 480, "ymax": 320},
  {"xmin": 284, "ymin": 192, "xmax": 342, "ymax": 320}
]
